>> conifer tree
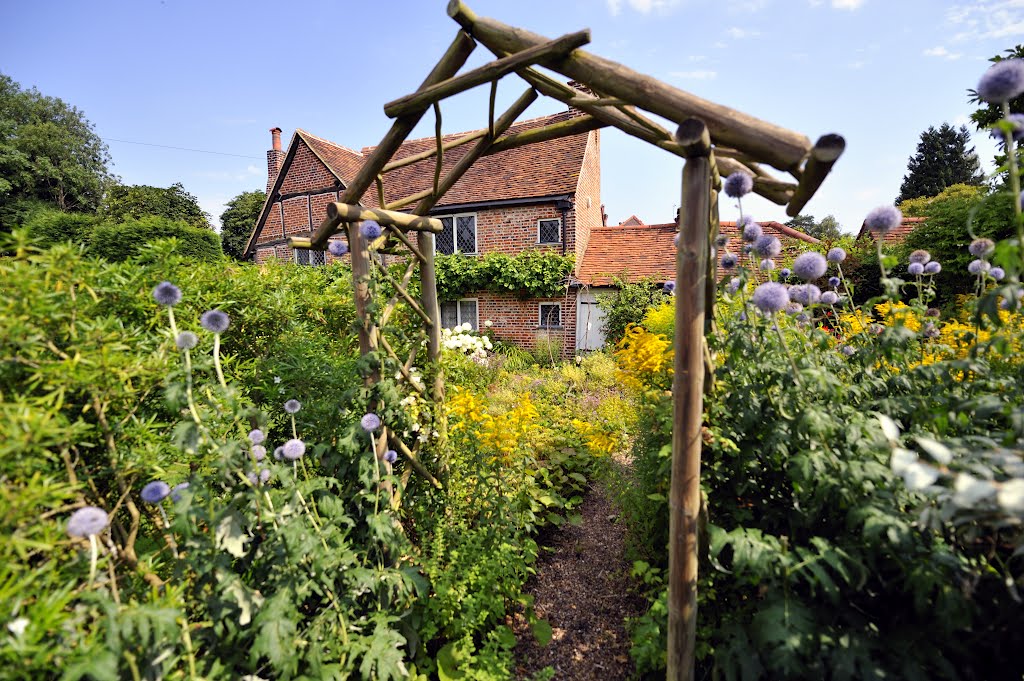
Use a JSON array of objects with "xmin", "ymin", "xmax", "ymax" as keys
[{"xmin": 897, "ymin": 123, "xmax": 983, "ymax": 204}]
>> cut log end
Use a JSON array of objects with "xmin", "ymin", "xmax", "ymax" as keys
[
  {"xmin": 447, "ymin": 0, "xmax": 474, "ymax": 27},
  {"xmin": 675, "ymin": 118, "xmax": 711, "ymax": 158},
  {"xmin": 811, "ymin": 133, "xmax": 846, "ymax": 162}
]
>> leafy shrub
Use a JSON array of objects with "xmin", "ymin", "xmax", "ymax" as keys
[
  {"xmin": 435, "ymin": 250, "xmax": 574, "ymax": 299},
  {"xmin": 88, "ymin": 216, "xmax": 222, "ymax": 262},
  {"xmin": 597, "ymin": 278, "xmax": 669, "ymax": 345},
  {"xmin": 21, "ymin": 205, "xmax": 97, "ymax": 248}
]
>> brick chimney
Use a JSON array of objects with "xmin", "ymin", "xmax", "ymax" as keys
[{"xmin": 267, "ymin": 127, "xmax": 284, "ymax": 195}]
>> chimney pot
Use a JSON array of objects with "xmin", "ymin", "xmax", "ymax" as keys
[{"xmin": 270, "ymin": 127, "xmax": 282, "ymax": 151}]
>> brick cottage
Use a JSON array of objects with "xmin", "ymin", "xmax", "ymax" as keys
[
  {"xmin": 243, "ymin": 109, "xmax": 819, "ymax": 354},
  {"xmin": 244, "ymin": 106, "xmax": 602, "ymax": 356}
]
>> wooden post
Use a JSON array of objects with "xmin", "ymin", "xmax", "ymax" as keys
[
  {"xmin": 668, "ymin": 118, "xmax": 711, "ymax": 681},
  {"xmin": 349, "ymin": 222, "xmax": 377, "ymax": 381},
  {"xmin": 786, "ymin": 133, "xmax": 846, "ymax": 217},
  {"xmin": 418, "ymin": 229, "xmax": 447, "ymax": 457}
]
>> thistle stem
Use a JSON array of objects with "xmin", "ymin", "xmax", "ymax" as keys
[
  {"xmin": 1002, "ymin": 101, "xmax": 1024, "ymax": 269},
  {"xmin": 88, "ymin": 534, "xmax": 98, "ymax": 588},
  {"xmin": 212, "ymin": 334, "xmax": 227, "ymax": 389},
  {"xmin": 773, "ymin": 319, "xmax": 803, "ymax": 387},
  {"xmin": 182, "ymin": 349, "xmax": 202, "ymax": 425}
]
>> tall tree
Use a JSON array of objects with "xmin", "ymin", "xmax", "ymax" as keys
[
  {"xmin": 0, "ymin": 73, "xmax": 114, "ymax": 218},
  {"xmin": 784, "ymin": 214, "xmax": 816, "ymax": 234},
  {"xmin": 100, "ymin": 183, "xmax": 210, "ymax": 230},
  {"xmin": 219, "ymin": 190, "xmax": 265, "ymax": 260},
  {"xmin": 785, "ymin": 213, "xmax": 842, "ymax": 239},
  {"xmin": 896, "ymin": 123, "xmax": 983, "ymax": 204}
]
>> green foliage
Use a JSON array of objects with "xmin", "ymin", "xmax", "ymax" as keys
[
  {"xmin": 784, "ymin": 213, "xmax": 843, "ymax": 240},
  {"xmin": 897, "ymin": 123, "xmax": 984, "ymax": 204},
  {"xmin": 220, "ymin": 189, "xmax": 265, "ymax": 260},
  {"xmin": 0, "ymin": 73, "xmax": 114, "ymax": 217},
  {"xmin": 969, "ymin": 45, "xmax": 1024, "ymax": 133},
  {"xmin": 23, "ymin": 205, "xmax": 98, "ymax": 248},
  {"xmin": 597, "ymin": 278, "xmax": 669, "ymax": 345},
  {"xmin": 100, "ymin": 182, "xmax": 210, "ymax": 230},
  {"xmin": 435, "ymin": 250, "xmax": 574, "ymax": 299},
  {"xmin": 88, "ymin": 216, "xmax": 222, "ymax": 262}
]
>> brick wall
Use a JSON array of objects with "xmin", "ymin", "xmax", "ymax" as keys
[
  {"xmin": 458, "ymin": 290, "xmax": 578, "ymax": 358},
  {"xmin": 573, "ymin": 129, "xmax": 602, "ymax": 271},
  {"xmin": 454, "ymin": 204, "xmax": 568, "ymax": 255}
]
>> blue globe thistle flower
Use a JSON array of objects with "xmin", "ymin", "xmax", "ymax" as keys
[
  {"xmin": 977, "ymin": 59, "xmax": 1024, "ymax": 103},
  {"xmin": 760, "ymin": 259, "xmax": 775, "ymax": 271},
  {"xmin": 273, "ymin": 446, "xmax": 284, "ymax": 460},
  {"xmin": 840, "ymin": 345, "xmax": 855, "ymax": 357},
  {"xmin": 907, "ymin": 262, "xmax": 925, "ymax": 276},
  {"xmin": 664, "ymin": 280, "xmax": 676, "ymax": 293},
  {"xmin": 968, "ymin": 259, "xmax": 991, "ymax": 275},
  {"xmin": 821, "ymin": 290, "xmax": 840, "ymax": 305},
  {"xmin": 67, "ymin": 506, "xmax": 109, "ymax": 538},
  {"xmin": 864, "ymin": 205, "xmax": 902, "ymax": 233},
  {"xmin": 795, "ymin": 313, "xmax": 810, "ymax": 324},
  {"xmin": 284, "ymin": 399, "xmax": 301, "ymax": 414},
  {"xmin": 993, "ymin": 113, "xmax": 1024, "ymax": 142},
  {"xmin": 828, "ymin": 276, "xmax": 840, "ymax": 288},
  {"xmin": 152, "ymin": 281, "xmax": 182, "ymax": 307},
  {"xmin": 361, "ymin": 220, "xmax": 383, "ymax": 239},
  {"xmin": 260, "ymin": 468, "xmax": 271, "ymax": 484},
  {"xmin": 283, "ymin": 438, "xmax": 306, "ymax": 460},
  {"xmin": 175, "ymin": 331, "xmax": 198, "ymax": 350},
  {"xmin": 200, "ymin": 309, "xmax": 230, "ymax": 334},
  {"xmin": 780, "ymin": 268, "xmax": 792, "ymax": 278},
  {"xmin": 909, "ymin": 249, "xmax": 931, "ymax": 264},
  {"xmin": 248, "ymin": 429, "xmax": 265, "ymax": 445},
  {"xmin": 826, "ymin": 247, "xmax": 846, "ymax": 263},
  {"xmin": 252, "ymin": 445, "xmax": 266, "ymax": 461},
  {"xmin": 789, "ymin": 284, "xmax": 822, "ymax": 305},
  {"xmin": 723, "ymin": 172, "xmax": 754, "ymax": 198},
  {"xmin": 721, "ymin": 252, "xmax": 738, "ymax": 269},
  {"xmin": 247, "ymin": 471, "xmax": 258, "ymax": 485},
  {"xmin": 383, "ymin": 450, "xmax": 398, "ymax": 464},
  {"xmin": 328, "ymin": 240, "xmax": 349, "ymax": 257},
  {"xmin": 141, "ymin": 481, "xmax": 171, "ymax": 504},
  {"xmin": 361, "ymin": 412, "xmax": 382, "ymax": 432},
  {"xmin": 969, "ymin": 238, "xmax": 995, "ymax": 257},
  {"xmin": 715, "ymin": 235, "xmax": 729, "ymax": 248},
  {"xmin": 170, "ymin": 482, "xmax": 190, "ymax": 502},
  {"xmin": 925, "ymin": 307, "xmax": 941, "ymax": 318},
  {"xmin": 754, "ymin": 235, "xmax": 782, "ymax": 258},
  {"xmin": 784, "ymin": 301, "xmax": 804, "ymax": 315},
  {"xmin": 991, "ymin": 266, "xmax": 1006, "ymax": 281},
  {"xmin": 922, "ymin": 322, "xmax": 940, "ymax": 339},
  {"xmin": 792, "ymin": 252, "xmax": 827, "ymax": 281},
  {"xmin": 727, "ymin": 277, "xmax": 741, "ymax": 294},
  {"xmin": 742, "ymin": 220, "xmax": 763, "ymax": 243},
  {"xmin": 742, "ymin": 244, "xmax": 755, "ymax": 254},
  {"xmin": 751, "ymin": 282, "xmax": 789, "ymax": 314},
  {"xmin": 924, "ymin": 261, "xmax": 942, "ymax": 274}
]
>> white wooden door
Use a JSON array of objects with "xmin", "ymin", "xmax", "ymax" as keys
[{"xmin": 576, "ymin": 290, "xmax": 608, "ymax": 351}]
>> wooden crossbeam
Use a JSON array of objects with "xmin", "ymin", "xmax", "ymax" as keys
[
  {"xmin": 384, "ymin": 223, "xmax": 428, "ymax": 263},
  {"xmin": 448, "ymin": 0, "xmax": 811, "ymax": 171},
  {"xmin": 372, "ymin": 258, "xmax": 433, "ymax": 327},
  {"xmin": 310, "ymin": 30, "xmax": 476, "ymax": 249},
  {"xmin": 383, "ymin": 30, "xmax": 590, "ymax": 118},
  {"xmin": 327, "ymin": 203, "xmax": 443, "ymax": 233},
  {"xmin": 488, "ymin": 113, "xmax": 605, "ymax": 154},
  {"xmin": 382, "ymin": 129, "xmax": 487, "ymax": 173},
  {"xmin": 717, "ymin": 156, "xmax": 794, "ymax": 206},
  {"xmin": 413, "ymin": 87, "xmax": 538, "ymax": 216},
  {"xmin": 375, "ymin": 328, "xmax": 426, "ymax": 395},
  {"xmin": 386, "ymin": 188, "xmax": 435, "ymax": 212},
  {"xmin": 381, "ymin": 258, "xmax": 420, "ymax": 328},
  {"xmin": 786, "ymin": 134, "xmax": 846, "ymax": 217}
]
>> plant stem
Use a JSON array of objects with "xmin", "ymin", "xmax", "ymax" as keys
[
  {"xmin": 1002, "ymin": 101, "xmax": 1024, "ymax": 269},
  {"xmin": 88, "ymin": 534, "xmax": 99, "ymax": 588},
  {"xmin": 773, "ymin": 319, "xmax": 803, "ymax": 387},
  {"xmin": 212, "ymin": 333, "xmax": 227, "ymax": 389},
  {"xmin": 182, "ymin": 349, "xmax": 202, "ymax": 425}
]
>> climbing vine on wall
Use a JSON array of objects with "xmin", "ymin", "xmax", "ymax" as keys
[{"xmin": 435, "ymin": 250, "xmax": 574, "ymax": 299}]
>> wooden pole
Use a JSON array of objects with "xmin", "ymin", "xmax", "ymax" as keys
[
  {"xmin": 447, "ymin": 0, "xmax": 811, "ymax": 171},
  {"xmin": 381, "ymin": 129, "xmax": 487, "ymax": 173},
  {"xmin": 786, "ymin": 133, "xmax": 846, "ymax": 217},
  {"xmin": 326, "ymin": 202, "xmax": 443, "ymax": 233},
  {"xmin": 668, "ymin": 118, "xmax": 711, "ymax": 681},
  {"xmin": 349, "ymin": 222, "xmax": 378, "ymax": 383},
  {"xmin": 310, "ymin": 30, "xmax": 476, "ymax": 249},
  {"xmin": 487, "ymin": 114, "xmax": 606, "ymax": 154},
  {"xmin": 418, "ymin": 228, "xmax": 447, "ymax": 454},
  {"xmin": 383, "ymin": 30, "xmax": 590, "ymax": 118},
  {"xmin": 717, "ymin": 156, "xmax": 794, "ymax": 206}
]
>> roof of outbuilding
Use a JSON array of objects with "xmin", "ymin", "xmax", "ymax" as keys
[
  {"xmin": 577, "ymin": 220, "xmax": 819, "ymax": 286},
  {"xmin": 855, "ymin": 216, "xmax": 927, "ymax": 244}
]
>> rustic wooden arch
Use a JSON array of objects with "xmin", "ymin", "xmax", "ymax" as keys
[{"xmin": 289, "ymin": 3, "xmax": 844, "ymax": 677}]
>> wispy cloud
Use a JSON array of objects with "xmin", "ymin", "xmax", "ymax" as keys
[
  {"xmin": 947, "ymin": 0, "xmax": 1024, "ymax": 41},
  {"xmin": 726, "ymin": 26, "xmax": 760, "ymax": 38},
  {"xmin": 670, "ymin": 70, "xmax": 718, "ymax": 80},
  {"xmin": 923, "ymin": 45, "xmax": 964, "ymax": 59},
  {"xmin": 727, "ymin": 0, "xmax": 769, "ymax": 12},
  {"xmin": 832, "ymin": 0, "xmax": 865, "ymax": 9},
  {"xmin": 848, "ymin": 60, "xmax": 868, "ymax": 69},
  {"xmin": 606, "ymin": 0, "xmax": 683, "ymax": 15}
]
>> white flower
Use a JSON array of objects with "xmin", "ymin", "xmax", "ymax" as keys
[
  {"xmin": 484, "ymin": 319, "xmax": 493, "ymax": 328},
  {"xmin": 953, "ymin": 474, "xmax": 996, "ymax": 507},
  {"xmin": 998, "ymin": 478, "xmax": 1024, "ymax": 513},
  {"xmin": 901, "ymin": 461, "xmax": 939, "ymax": 491},
  {"xmin": 273, "ymin": 376, "xmax": 282, "ymax": 384},
  {"xmin": 411, "ymin": 422, "xmax": 421, "ymax": 432},
  {"xmin": 7, "ymin": 617, "xmax": 28, "ymax": 637}
]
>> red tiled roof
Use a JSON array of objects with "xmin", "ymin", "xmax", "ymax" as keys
[
  {"xmin": 294, "ymin": 111, "xmax": 589, "ymax": 209},
  {"xmin": 619, "ymin": 215, "xmax": 644, "ymax": 226},
  {"xmin": 856, "ymin": 216, "xmax": 926, "ymax": 245},
  {"xmin": 577, "ymin": 220, "xmax": 818, "ymax": 286}
]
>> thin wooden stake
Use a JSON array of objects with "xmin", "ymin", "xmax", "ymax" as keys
[
  {"xmin": 786, "ymin": 133, "xmax": 846, "ymax": 217},
  {"xmin": 380, "ymin": 259, "xmax": 420, "ymax": 328},
  {"xmin": 668, "ymin": 118, "xmax": 711, "ymax": 681},
  {"xmin": 327, "ymin": 202, "xmax": 443, "ymax": 233},
  {"xmin": 389, "ymin": 435, "xmax": 443, "ymax": 490},
  {"xmin": 381, "ymin": 129, "xmax": 487, "ymax": 173},
  {"xmin": 433, "ymin": 102, "xmax": 444, "ymax": 198},
  {"xmin": 384, "ymin": 223, "xmax": 428, "ymax": 263},
  {"xmin": 372, "ymin": 258, "xmax": 434, "ymax": 326}
]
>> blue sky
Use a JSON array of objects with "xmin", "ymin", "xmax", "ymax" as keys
[{"xmin": 2, "ymin": 0, "xmax": 1020, "ymax": 234}]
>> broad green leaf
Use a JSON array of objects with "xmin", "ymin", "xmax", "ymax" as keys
[{"xmin": 532, "ymin": 619, "xmax": 553, "ymax": 646}]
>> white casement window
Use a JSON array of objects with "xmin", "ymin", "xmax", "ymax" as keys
[
  {"xmin": 539, "ymin": 302, "xmax": 562, "ymax": 329},
  {"xmin": 435, "ymin": 213, "xmax": 477, "ymax": 255},
  {"xmin": 440, "ymin": 298, "xmax": 479, "ymax": 330},
  {"xmin": 294, "ymin": 248, "xmax": 325, "ymax": 267},
  {"xmin": 537, "ymin": 217, "xmax": 562, "ymax": 244}
]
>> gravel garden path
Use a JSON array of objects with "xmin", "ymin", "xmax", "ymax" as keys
[{"xmin": 511, "ymin": 479, "xmax": 645, "ymax": 680}]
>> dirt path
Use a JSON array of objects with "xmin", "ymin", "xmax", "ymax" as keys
[{"xmin": 512, "ymin": 484, "xmax": 645, "ymax": 680}]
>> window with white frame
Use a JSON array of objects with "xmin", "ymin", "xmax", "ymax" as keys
[
  {"xmin": 537, "ymin": 218, "xmax": 561, "ymax": 244},
  {"xmin": 435, "ymin": 213, "xmax": 477, "ymax": 255},
  {"xmin": 440, "ymin": 298, "xmax": 478, "ymax": 330},
  {"xmin": 539, "ymin": 302, "xmax": 562, "ymax": 329},
  {"xmin": 294, "ymin": 248, "xmax": 326, "ymax": 267}
]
